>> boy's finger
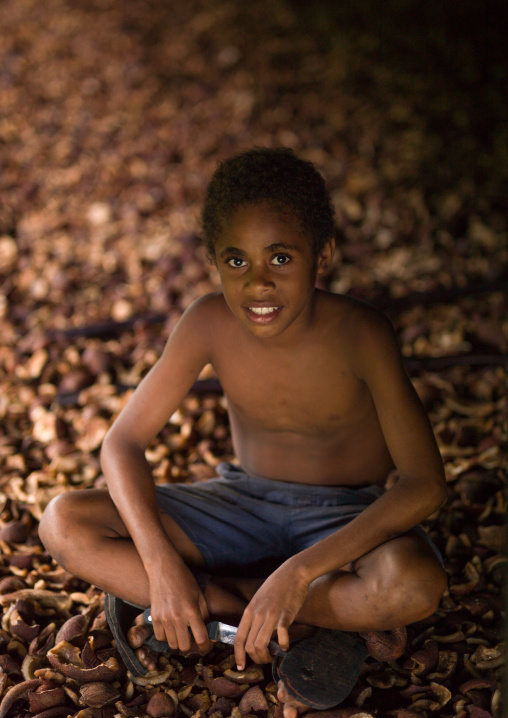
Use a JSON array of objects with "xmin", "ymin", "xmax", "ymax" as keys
[
  {"xmin": 198, "ymin": 593, "xmax": 210, "ymax": 623},
  {"xmin": 246, "ymin": 620, "xmax": 275, "ymax": 665},
  {"xmin": 277, "ymin": 625, "xmax": 290, "ymax": 652},
  {"xmin": 234, "ymin": 620, "xmax": 250, "ymax": 670},
  {"xmin": 175, "ymin": 621, "xmax": 193, "ymax": 653},
  {"xmin": 190, "ymin": 616, "xmax": 212, "ymax": 653},
  {"xmin": 160, "ymin": 622, "xmax": 178, "ymax": 650}
]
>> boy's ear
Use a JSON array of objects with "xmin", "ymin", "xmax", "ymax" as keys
[{"xmin": 316, "ymin": 237, "xmax": 335, "ymax": 275}]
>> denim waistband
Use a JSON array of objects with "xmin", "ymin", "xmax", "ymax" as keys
[{"xmin": 215, "ymin": 462, "xmax": 383, "ymax": 508}]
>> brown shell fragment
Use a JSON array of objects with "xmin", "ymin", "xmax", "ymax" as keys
[
  {"xmin": 224, "ymin": 666, "xmax": 265, "ymax": 684},
  {"xmin": 469, "ymin": 708, "xmax": 494, "ymax": 718},
  {"xmin": 202, "ymin": 666, "xmax": 247, "ymax": 698},
  {"xmin": 0, "ymin": 589, "xmax": 72, "ymax": 613},
  {"xmin": 129, "ymin": 667, "xmax": 174, "ymax": 686},
  {"xmin": 9, "ymin": 608, "xmax": 41, "ymax": 643},
  {"xmin": 459, "ymin": 594, "xmax": 500, "ymax": 617},
  {"xmin": 0, "ymin": 520, "xmax": 30, "ymax": 543},
  {"xmin": 55, "ymin": 613, "xmax": 89, "ymax": 646},
  {"xmin": 305, "ymin": 710, "xmax": 375, "ymax": 718},
  {"xmin": 186, "ymin": 690, "xmax": 211, "ymax": 712},
  {"xmin": 47, "ymin": 640, "xmax": 122, "ymax": 683},
  {"xmin": 450, "ymin": 561, "xmax": 482, "ymax": 595},
  {"xmin": 470, "ymin": 643, "xmax": 505, "ymax": 670},
  {"xmin": 428, "ymin": 681, "xmax": 452, "ymax": 710},
  {"xmin": 427, "ymin": 650, "xmax": 458, "ymax": 680},
  {"xmin": 79, "ymin": 680, "xmax": 121, "ymax": 707},
  {"xmin": 33, "ymin": 708, "xmax": 73, "ymax": 718},
  {"xmin": 28, "ymin": 683, "xmax": 67, "ymax": 713},
  {"xmin": 210, "ymin": 696, "xmax": 236, "ymax": 715},
  {"xmin": 29, "ymin": 627, "xmax": 56, "ymax": 657},
  {"xmin": 458, "ymin": 678, "xmax": 496, "ymax": 694},
  {"xmin": 408, "ymin": 640, "xmax": 439, "ymax": 676},
  {"xmin": 115, "ymin": 694, "xmax": 149, "ymax": 717},
  {"xmin": 0, "ymin": 576, "xmax": 26, "ymax": 594},
  {"xmin": 0, "ymin": 653, "xmax": 22, "ymax": 675},
  {"xmin": 365, "ymin": 670, "xmax": 396, "ymax": 689},
  {"xmin": 477, "ymin": 525, "xmax": 505, "ymax": 552},
  {"xmin": 146, "ymin": 691, "xmax": 176, "ymax": 717},
  {"xmin": 400, "ymin": 684, "xmax": 431, "ymax": 700},
  {"xmin": 0, "ymin": 678, "xmax": 43, "ymax": 718},
  {"xmin": 238, "ymin": 685, "xmax": 269, "ymax": 714}
]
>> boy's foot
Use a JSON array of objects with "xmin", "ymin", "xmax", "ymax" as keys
[
  {"xmin": 360, "ymin": 626, "xmax": 407, "ymax": 661},
  {"xmin": 277, "ymin": 680, "xmax": 316, "ymax": 718},
  {"xmin": 127, "ymin": 614, "xmax": 158, "ymax": 671},
  {"xmin": 272, "ymin": 626, "xmax": 407, "ymax": 716}
]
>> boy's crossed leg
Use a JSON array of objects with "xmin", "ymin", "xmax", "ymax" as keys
[{"xmin": 39, "ymin": 489, "xmax": 446, "ymax": 715}]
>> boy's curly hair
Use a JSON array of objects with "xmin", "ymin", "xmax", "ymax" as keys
[{"xmin": 201, "ymin": 147, "xmax": 336, "ymax": 258}]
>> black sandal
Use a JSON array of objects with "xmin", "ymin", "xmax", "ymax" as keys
[
  {"xmin": 104, "ymin": 594, "xmax": 160, "ymax": 677},
  {"xmin": 272, "ymin": 628, "xmax": 368, "ymax": 710}
]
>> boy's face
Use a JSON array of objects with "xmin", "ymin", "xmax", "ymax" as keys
[{"xmin": 213, "ymin": 202, "xmax": 334, "ymax": 341}]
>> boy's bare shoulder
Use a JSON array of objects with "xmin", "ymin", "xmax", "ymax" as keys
[
  {"xmin": 179, "ymin": 292, "xmax": 229, "ymax": 328},
  {"xmin": 320, "ymin": 291, "xmax": 400, "ymax": 375},
  {"xmin": 321, "ymin": 290, "xmax": 393, "ymax": 335}
]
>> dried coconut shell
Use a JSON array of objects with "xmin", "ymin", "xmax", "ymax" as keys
[
  {"xmin": 202, "ymin": 666, "xmax": 247, "ymax": 698},
  {"xmin": 0, "ymin": 520, "xmax": 30, "ymax": 543},
  {"xmin": 146, "ymin": 691, "xmax": 175, "ymax": 717},
  {"xmin": 408, "ymin": 640, "xmax": 439, "ymax": 675},
  {"xmin": 0, "ymin": 678, "xmax": 43, "ymax": 718},
  {"xmin": 55, "ymin": 613, "xmax": 89, "ymax": 646},
  {"xmin": 9, "ymin": 608, "xmax": 41, "ymax": 643},
  {"xmin": 47, "ymin": 640, "xmax": 122, "ymax": 683},
  {"xmin": 28, "ymin": 683, "xmax": 67, "ymax": 713},
  {"xmin": 238, "ymin": 686, "xmax": 268, "ymax": 714},
  {"xmin": 79, "ymin": 680, "xmax": 121, "ymax": 707},
  {"xmin": 224, "ymin": 666, "xmax": 264, "ymax": 684},
  {"xmin": 32, "ymin": 708, "xmax": 71, "ymax": 718}
]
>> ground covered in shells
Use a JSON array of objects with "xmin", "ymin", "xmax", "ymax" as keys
[{"xmin": 0, "ymin": 0, "xmax": 506, "ymax": 716}]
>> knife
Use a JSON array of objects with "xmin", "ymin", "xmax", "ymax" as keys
[{"xmin": 142, "ymin": 610, "xmax": 286, "ymax": 657}]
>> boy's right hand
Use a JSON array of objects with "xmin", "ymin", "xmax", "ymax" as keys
[{"xmin": 146, "ymin": 556, "xmax": 211, "ymax": 655}]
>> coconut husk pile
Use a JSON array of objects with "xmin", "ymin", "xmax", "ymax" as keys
[{"xmin": 0, "ymin": 0, "xmax": 506, "ymax": 716}]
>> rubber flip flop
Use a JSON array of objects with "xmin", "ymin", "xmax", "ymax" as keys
[
  {"xmin": 273, "ymin": 628, "xmax": 368, "ymax": 710},
  {"xmin": 104, "ymin": 593, "xmax": 151, "ymax": 677}
]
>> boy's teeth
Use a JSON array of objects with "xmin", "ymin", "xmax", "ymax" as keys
[{"xmin": 249, "ymin": 306, "xmax": 278, "ymax": 315}]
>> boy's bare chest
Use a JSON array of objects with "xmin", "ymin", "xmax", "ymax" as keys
[{"xmin": 213, "ymin": 344, "xmax": 368, "ymax": 435}]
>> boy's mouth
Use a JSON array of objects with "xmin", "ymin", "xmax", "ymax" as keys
[{"xmin": 243, "ymin": 305, "xmax": 282, "ymax": 323}]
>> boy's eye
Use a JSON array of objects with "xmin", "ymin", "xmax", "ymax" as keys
[
  {"xmin": 271, "ymin": 254, "xmax": 290, "ymax": 266},
  {"xmin": 227, "ymin": 257, "xmax": 247, "ymax": 268}
]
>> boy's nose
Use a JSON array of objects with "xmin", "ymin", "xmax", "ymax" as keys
[{"xmin": 245, "ymin": 265, "xmax": 275, "ymax": 291}]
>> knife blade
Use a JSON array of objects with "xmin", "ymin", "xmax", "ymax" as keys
[
  {"xmin": 142, "ymin": 611, "xmax": 285, "ymax": 657},
  {"xmin": 208, "ymin": 620, "xmax": 286, "ymax": 657}
]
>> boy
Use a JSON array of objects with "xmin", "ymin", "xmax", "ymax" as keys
[{"xmin": 40, "ymin": 148, "xmax": 447, "ymax": 717}]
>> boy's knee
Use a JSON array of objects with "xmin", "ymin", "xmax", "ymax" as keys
[
  {"xmin": 39, "ymin": 492, "xmax": 82, "ymax": 556},
  {"xmin": 365, "ymin": 541, "xmax": 447, "ymax": 622}
]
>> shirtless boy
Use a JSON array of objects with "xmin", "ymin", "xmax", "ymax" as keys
[{"xmin": 40, "ymin": 148, "xmax": 447, "ymax": 716}]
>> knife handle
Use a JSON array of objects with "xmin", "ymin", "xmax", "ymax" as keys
[{"xmin": 268, "ymin": 639, "xmax": 287, "ymax": 658}]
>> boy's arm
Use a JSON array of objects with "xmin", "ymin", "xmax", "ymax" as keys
[
  {"xmin": 100, "ymin": 295, "xmax": 217, "ymax": 653},
  {"xmin": 294, "ymin": 311, "xmax": 447, "ymax": 578},
  {"xmin": 234, "ymin": 311, "xmax": 447, "ymax": 668}
]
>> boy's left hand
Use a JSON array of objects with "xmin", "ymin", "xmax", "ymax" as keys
[{"xmin": 234, "ymin": 561, "xmax": 309, "ymax": 669}]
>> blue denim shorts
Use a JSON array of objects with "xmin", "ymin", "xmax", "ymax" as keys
[{"xmin": 155, "ymin": 462, "xmax": 443, "ymax": 574}]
